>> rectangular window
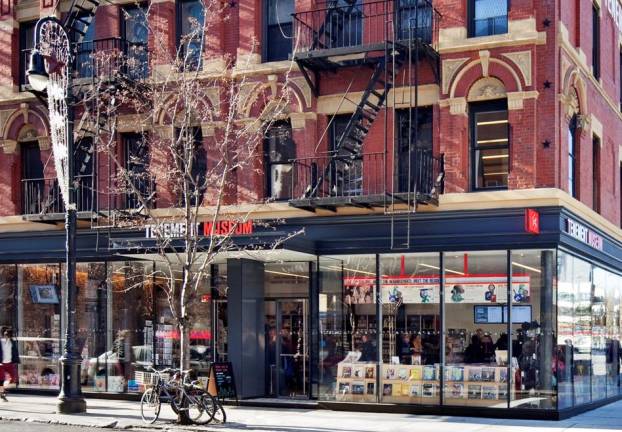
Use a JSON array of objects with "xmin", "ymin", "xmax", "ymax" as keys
[
  {"xmin": 593, "ymin": 3, "xmax": 600, "ymax": 80},
  {"xmin": 19, "ymin": 21, "xmax": 37, "ymax": 89},
  {"xmin": 593, "ymin": 136, "xmax": 600, "ymax": 213},
  {"xmin": 396, "ymin": 107, "xmax": 433, "ymax": 193},
  {"xmin": 122, "ymin": 133, "xmax": 154, "ymax": 210},
  {"xmin": 468, "ymin": 0, "xmax": 508, "ymax": 38},
  {"xmin": 265, "ymin": 122, "xmax": 294, "ymax": 200},
  {"xmin": 619, "ymin": 47, "xmax": 622, "ymax": 110},
  {"xmin": 396, "ymin": 0, "xmax": 433, "ymax": 43},
  {"xmin": 568, "ymin": 116, "xmax": 578, "ymax": 198},
  {"xmin": 121, "ymin": 5, "xmax": 149, "ymax": 79},
  {"xmin": 265, "ymin": 0, "xmax": 294, "ymax": 62},
  {"xmin": 174, "ymin": 127, "xmax": 206, "ymax": 205},
  {"xmin": 470, "ymin": 100, "xmax": 509, "ymax": 190},
  {"xmin": 74, "ymin": 15, "xmax": 97, "ymax": 78},
  {"xmin": 176, "ymin": 0, "xmax": 205, "ymax": 71}
]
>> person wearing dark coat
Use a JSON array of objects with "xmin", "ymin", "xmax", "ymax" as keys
[{"xmin": 0, "ymin": 327, "xmax": 20, "ymax": 401}]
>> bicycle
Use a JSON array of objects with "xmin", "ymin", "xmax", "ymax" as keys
[{"xmin": 140, "ymin": 367, "xmax": 217, "ymax": 425}]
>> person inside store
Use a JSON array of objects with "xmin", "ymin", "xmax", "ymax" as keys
[
  {"xmin": 359, "ymin": 334, "xmax": 377, "ymax": 362},
  {"xmin": 398, "ymin": 333, "xmax": 412, "ymax": 364},
  {"xmin": 411, "ymin": 334, "xmax": 423, "ymax": 364},
  {"xmin": 0, "ymin": 327, "xmax": 20, "ymax": 402},
  {"xmin": 464, "ymin": 334, "xmax": 483, "ymax": 363},
  {"xmin": 480, "ymin": 331, "xmax": 495, "ymax": 362},
  {"xmin": 495, "ymin": 332, "xmax": 509, "ymax": 351}
]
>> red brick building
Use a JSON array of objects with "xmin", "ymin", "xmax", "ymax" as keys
[{"xmin": 0, "ymin": 0, "xmax": 622, "ymax": 418}]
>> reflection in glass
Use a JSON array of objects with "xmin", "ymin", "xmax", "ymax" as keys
[
  {"xmin": 319, "ymin": 255, "xmax": 377, "ymax": 402},
  {"xmin": 573, "ymin": 258, "xmax": 592, "ymax": 405},
  {"xmin": 17, "ymin": 264, "xmax": 62, "ymax": 389},
  {"xmin": 444, "ymin": 251, "xmax": 508, "ymax": 408},
  {"xmin": 511, "ymin": 250, "xmax": 556, "ymax": 409},
  {"xmin": 379, "ymin": 253, "xmax": 440, "ymax": 405}
]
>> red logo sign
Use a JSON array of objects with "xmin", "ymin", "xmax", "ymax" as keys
[
  {"xmin": 525, "ymin": 209, "xmax": 540, "ymax": 234},
  {"xmin": 203, "ymin": 220, "xmax": 253, "ymax": 236}
]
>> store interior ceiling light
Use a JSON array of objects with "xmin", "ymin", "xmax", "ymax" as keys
[
  {"xmin": 512, "ymin": 261, "xmax": 541, "ymax": 274},
  {"xmin": 419, "ymin": 262, "xmax": 465, "ymax": 276},
  {"xmin": 265, "ymin": 269, "xmax": 309, "ymax": 279}
]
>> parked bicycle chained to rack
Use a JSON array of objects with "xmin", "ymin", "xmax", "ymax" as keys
[{"xmin": 140, "ymin": 366, "xmax": 226, "ymax": 425}]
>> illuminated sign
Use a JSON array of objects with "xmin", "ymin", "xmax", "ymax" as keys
[
  {"xmin": 565, "ymin": 218, "xmax": 604, "ymax": 251},
  {"xmin": 524, "ymin": 208, "xmax": 540, "ymax": 235},
  {"xmin": 145, "ymin": 220, "xmax": 254, "ymax": 239}
]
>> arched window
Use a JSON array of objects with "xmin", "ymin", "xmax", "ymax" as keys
[
  {"xmin": 264, "ymin": 121, "xmax": 294, "ymax": 200},
  {"xmin": 568, "ymin": 115, "xmax": 578, "ymax": 198}
]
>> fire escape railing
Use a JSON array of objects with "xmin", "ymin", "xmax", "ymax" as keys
[
  {"xmin": 292, "ymin": 0, "xmax": 440, "ymax": 54},
  {"xmin": 290, "ymin": 150, "xmax": 444, "ymax": 203},
  {"xmin": 22, "ymin": 175, "xmax": 96, "ymax": 215}
]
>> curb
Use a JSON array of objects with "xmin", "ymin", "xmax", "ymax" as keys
[{"xmin": 0, "ymin": 415, "xmax": 223, "ymax": 431}]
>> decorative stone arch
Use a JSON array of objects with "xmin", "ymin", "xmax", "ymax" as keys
[
  {"xmin": 154, "ymin": 92, "xmax": 218, "ymax": 131},
  {"xmin": 239, "ymin": 80, "xmax": 306, "ymax": 120},
  {"xmin": 561, "ymin": 67, "xmax": 588, "ymax": 121},
  {"xmin": 450, "ymin": 56, "xmax": 522, "ymax": 100},
  {"xmin": 466, "ymin": 77, "xmax": 507, "ymax": 103},
  {"xmin": 1, "ymin": 105, "xmax": 50, "ymax": 154}
]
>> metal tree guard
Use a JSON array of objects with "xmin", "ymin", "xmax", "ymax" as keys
[{"xmin": 27, "ymin": 16, "xmax": 86, "ymax": 414}]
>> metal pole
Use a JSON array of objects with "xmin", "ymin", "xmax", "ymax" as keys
[{"xmin": 57, "ymin": 25, "xmax": 86, "ymax": 415}]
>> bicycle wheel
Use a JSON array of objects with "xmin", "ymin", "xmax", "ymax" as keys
[
  {"xmin": 140, "ymin": 388, "xmax": 161, "ymax": 424},
  {"xmin": 211, "ymin": 401, "xmax": 227, "ymax": 424},
  {"xmin": 186, "ymin": 392, "xmax": 214, "ymax": 425}
]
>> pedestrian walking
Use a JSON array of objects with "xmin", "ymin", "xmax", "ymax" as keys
[{"xmin": 0, "ymin": 327, "xmax": 19, "ymax": 401}]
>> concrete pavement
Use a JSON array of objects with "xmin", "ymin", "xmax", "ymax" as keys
[{"xmin": 1, "ymin": 394, "xmax": 622, "ymax": 431}]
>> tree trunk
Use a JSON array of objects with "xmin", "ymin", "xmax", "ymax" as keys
[
  {"xmin": 180, "ymin": 322, "xmax": 191, "ymax": 371},
  {"xmin": 177, "ymin": 321, "xmax": 192, "ymax": 425}
]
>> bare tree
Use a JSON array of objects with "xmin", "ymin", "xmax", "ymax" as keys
[{"xmin": 73, "ymin": 0, "xmax": 301, "ymax": 391}]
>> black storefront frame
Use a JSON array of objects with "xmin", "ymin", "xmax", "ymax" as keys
[
  {"xmin": 2, "ymin": 205, "xmax": 622, "ymax": 418},
  {"xmin": 316, "ymin": 248, "xmax": 559, "ymax": 415}
]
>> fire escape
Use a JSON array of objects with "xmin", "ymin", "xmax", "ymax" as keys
[
  {"xmin": 289, "ymin": 0, "xmax": 444, "ymax": 220},
  {"xmin": 23, "ymin": 0, "xmax": 151, "ymax": 222}
]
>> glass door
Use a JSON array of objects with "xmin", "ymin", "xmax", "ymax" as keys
[{"xmin": 265, "ymin": 299, "xmax": 309, "ymax": 398}]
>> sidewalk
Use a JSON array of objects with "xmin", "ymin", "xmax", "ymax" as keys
[{"xmin": 1, "ymin": 393, "xmax": 622, "ymax": 431}]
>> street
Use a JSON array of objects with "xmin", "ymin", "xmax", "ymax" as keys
[{"xmin": 1, "ymin": 394, "xmax": 622, "ymax": 431}]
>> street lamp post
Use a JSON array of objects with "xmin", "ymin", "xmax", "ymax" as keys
[{"xmin": 27, "ymin": 17, "xmax": 86, "ymax": 414}]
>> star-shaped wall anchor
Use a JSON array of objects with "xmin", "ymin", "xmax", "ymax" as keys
[
  {"xmin": 543, "ymin": 18, "xmax": 551, "ymax": 28},
  {"xmin": 543, "ymin": 80, "xmax": 552, "ymax": 89},
  {"xmin": 542, "ymin": 140, "xmax": 551, "ymax": 148}
]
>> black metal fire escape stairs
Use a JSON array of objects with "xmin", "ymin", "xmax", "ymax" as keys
[
  {"xmin": 303, "ymin": 49, "xmax": 406, "ymax": 206},
  {"xmin": 290, "ymin": 0, "xmax": 444, "ymax": 249}
]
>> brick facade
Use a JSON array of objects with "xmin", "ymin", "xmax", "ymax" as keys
[{"xmin": 0, "ymin": 0, "xmax": 620, "ymax": 230}]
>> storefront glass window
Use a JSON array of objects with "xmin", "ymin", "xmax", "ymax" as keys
[
  {"xmin": 74, "ymin": 263, "xmax": 108, "ymax": 392},
  {"xmin": 319, "ymin": 255, "xmax": 377, "ymax": 402},
  {"xmin": 510, "ymin": 250, "xmax": 557, "ymax": 409},
  {"xmin": 17, "ymin": 264, "xmax": 62, "ymax": 389},
  {"xmin": 154, "ymin": 267, "xmax": 181, "ymax": 371},
  {"xmin": 0, "ymin": 265, "xmax": 16, "ymax": 330},
  {"xmin": 557, "ymin": 252, "xmax": 575, "ymax": 408},
  {"xmin": 605, "ymin": 272, "xmax": 620, "ymax": 397},
  {"xmin": 110, "ymin": 261, "xmax": 154, "ymax": 393},
  {"xmin": 379, "ymin": 253, "xmax": 440, "ymax": 405},
  {"xmin": 592, "ymin": 267, "xmax": 608, "ymax": 401},
  {"xmin": 573, "ymin": 257, "xmax": 592, "ymax": 405},
  {"xmin": 264, "ymin": 262, "xmax": 311, "ymax": 398},
  {"xmin": 212, "ymin": 264, "xmax": 228, "ymax": 363},
  {"xmin": 443, "ymin": 251, "xmax": 508, "ymax": 408}
]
